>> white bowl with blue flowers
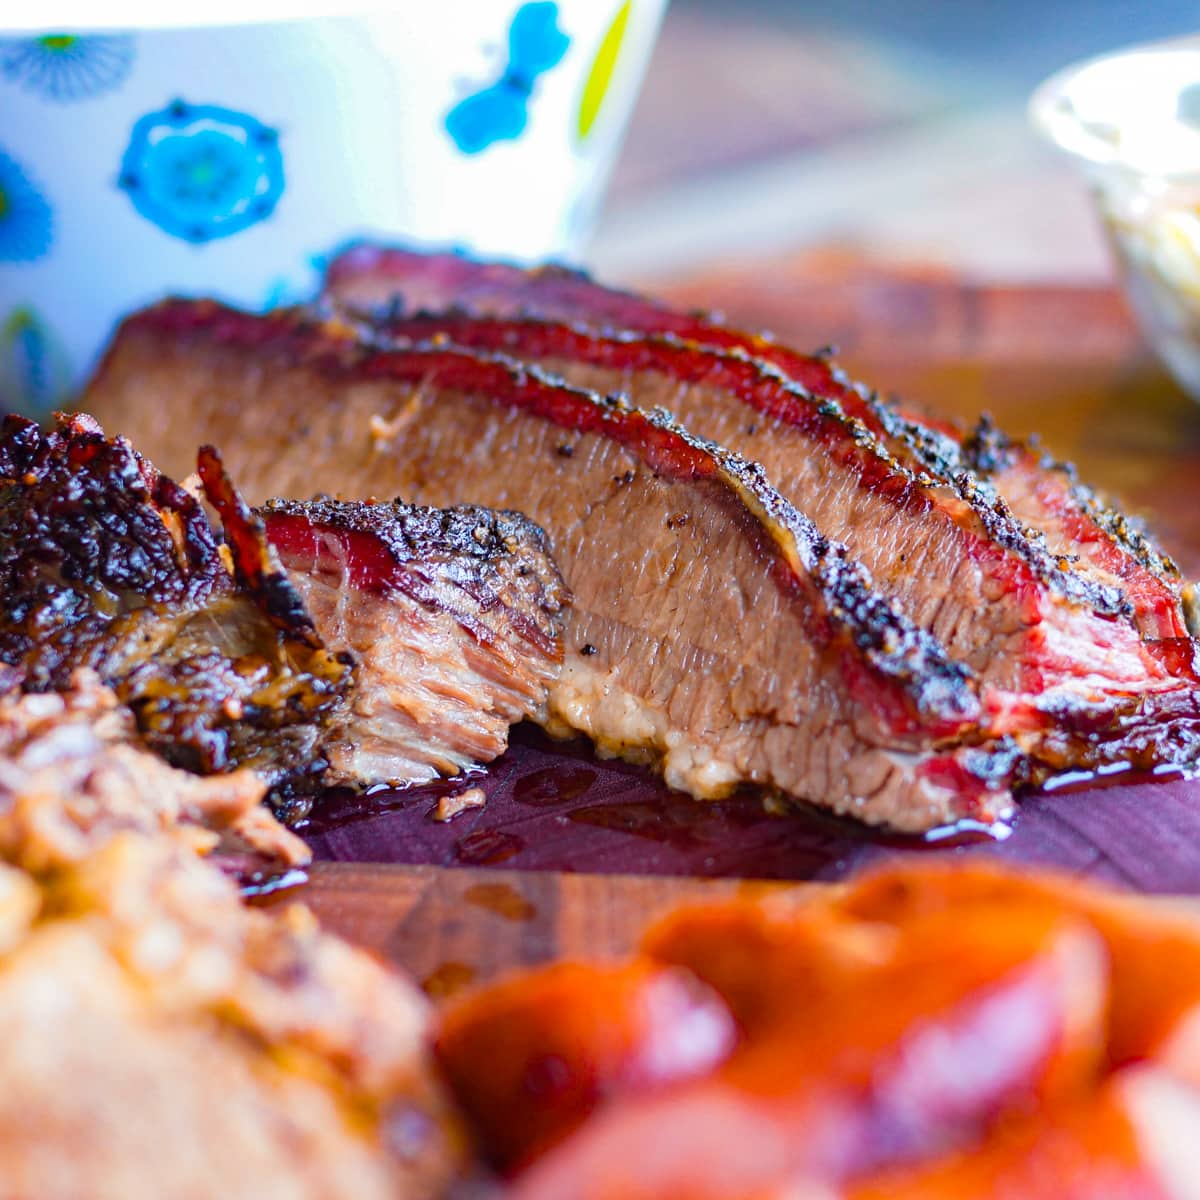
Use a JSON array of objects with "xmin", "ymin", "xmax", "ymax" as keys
[{"xmin": 0, "ymin": 0, "xmax": 666, "ymax": 415}]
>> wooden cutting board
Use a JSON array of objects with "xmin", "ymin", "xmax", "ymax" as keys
[
  {"xmin": 283, "ymin": 862, "xmax": 818, "ymax": 997},
  {"xmin": 272, "ymin": 257, "xmax": 1200, "ymax": 987}
]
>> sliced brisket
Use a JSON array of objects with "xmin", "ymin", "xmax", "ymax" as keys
[
  {"xmin": 348, "ymin": 311, "xmax": 1200, "ymax": 760},
  {"xmin": 326, "ymin": 244, "xmax": 1190, "ymax": 642},
  {"xmin": 0, "ymin": 414, "xmax": 566, "ymax": 808},
  {"xmin": 83, "ymin": 299, "xmax": 1012, "ymax": 832},
  {"xmin": 259, "ymin": 495, "xmax": 566, "ymax": 795}
]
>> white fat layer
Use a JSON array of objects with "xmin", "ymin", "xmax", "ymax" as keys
[{"xmin": 546, "ymin": 659, "xmax": 743, "ymax": 800}]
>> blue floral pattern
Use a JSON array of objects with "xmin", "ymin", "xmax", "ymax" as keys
[
  {"xmin": 119, "ymin": 100, "xmax": 285, "ymax": 244},
  {"xmin": 0, "ymin": 308, "xmax": 71, "ymax": 416},
  {"xmin": 0, "ymin": 35, "xmax": 135, "ymax": 103},
  {"xmin": 446, "ymin": 2, "xmax": 570, "ymax": 154},
  {"xmin": 0, "ymin": 149, "xmax": 52, "ymax": 263}
]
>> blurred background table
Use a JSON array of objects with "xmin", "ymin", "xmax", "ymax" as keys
[{"xmin": 595, "ymin": 0, "xmax": 1195, "ymax": 284}]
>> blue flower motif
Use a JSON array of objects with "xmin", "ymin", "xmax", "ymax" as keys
[
  {"xmin": 0, "ymin": 308, "xmax": 72, "ymax": 416},
  {"xmin": 0, "ymin": 34, "xmax": 135, "ymax": 103},
  {"xmin": 446, "ymin": 2, "xmax": 570, "ymax": 154},
  {"xmin": 0, "ymin": 148, "xmax": 52, "ymax": 263},
  {"xmin": 119, "ymin": 100, "xmax": 285, "ymax": 244}
]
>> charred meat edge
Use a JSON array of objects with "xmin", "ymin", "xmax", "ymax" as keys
[
  {"xmin": 324, "ymin": 245, "xmax": 1189, "ymax": 641},
  {"xmin": 260, "ymin": 496, "xmax": 566, "ymax": 663},
  {"xmin": 346, "ymin": 310, "xmax": 1200, "ymax": 698}
]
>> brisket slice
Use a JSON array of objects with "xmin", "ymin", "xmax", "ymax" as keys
[
  {"xmin": 351, "ymin": 311, "xmax": 1200, "ymax": 751},
  {"xmin": 83, "ymin": 299, "xmax": 1013, "ymax": 833},
  {"xmin": 258, "ymin": 495, "xmax": 566, "ymax": 800},
  {"xmin": 325, "ymin": 244, "xmax": 1189, "ymax": 641},
  {"xmin": 0, "ymin": 414, "xmax": 566, "ymax": 805}
]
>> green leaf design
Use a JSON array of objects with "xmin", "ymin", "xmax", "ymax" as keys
[{"xmin": 577, "ymin": 0, "xmax": 632, "ymax": 142}]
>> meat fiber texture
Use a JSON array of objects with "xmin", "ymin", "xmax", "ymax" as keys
[
  {"xmin": 437, "ymin": 862, "xmax": 1200, "ymax": 1199},
  {"xmin": 325, "ymin": 244, "xmax": 1194, "ymax": 644},
  {"xmin": 261, "ymin": 496, "xmax": 566, "ymax": 818},
  {"xmin": 0, "ymin": 413, "xmax": 567, "ymax": 810},
  {"xmin": 83, "ymin": 298, "xmax": 1200, "ymax": 832}
]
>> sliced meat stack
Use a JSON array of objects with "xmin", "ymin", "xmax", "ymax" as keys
[
  {"xmin": 342, "ymin": 310, "xmax": 1195, "ymax": 751},
  {"xmin": 82, "ymin": 288, "xmax": 1200, "ymax": 831},
  {"xmin": 0, "ymin": 413, "xmax": 566, "ymax": 813},
  {"xmin": 85, "ymin": 302, "xmax": 1009, "ymax": 832},
  {"xmin": 327, "ymin": 243, "xmax": 1194, "ymax": 644},
  {"xmin": 327, "ymin": 246, "xmax": 1200, "ymax": 796}
]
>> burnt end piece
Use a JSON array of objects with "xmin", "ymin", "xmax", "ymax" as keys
[
  {"xmin": 0, "ymin": 412, "xmax": 227, "ymax": 689},
  {"xmin": 260, "ymin": 496, "xmax": 566, "ymax": 659},
  {"xmin": 83, "ymin": 299, "xmax": 1031, "ymax": 833},
  {"xmin": 0, "ymin": 413, "xmax": 353, "ymax": 783},
  {"xmin": 260, "ymin": 496, "xmax": 567, "ymax": 805},
  {"xmin": 323, "ymin": 245, "xmax": 1189, "ymax": 643},
  {"xmin": 115, "ymin": 451, "xmax": 353, "ymax": 781}
]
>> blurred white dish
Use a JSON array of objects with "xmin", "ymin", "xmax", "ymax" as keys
[
  {"xmin": 0, "ymin": 2, "xmax": 666, "ymax": 413},
  {"xmin": 1033, "ymin": 37, "xmax": 1200, "ymax": 400}
]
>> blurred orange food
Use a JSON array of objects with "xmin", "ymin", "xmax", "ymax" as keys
[{"xmin": 436, "ymin": 863, "xmax": 1200, "ymax": 1198}]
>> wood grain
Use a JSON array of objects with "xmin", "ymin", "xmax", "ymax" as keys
[{"xmin": 271, "ymin": 863, "xmax": 811, "ymax": 996}]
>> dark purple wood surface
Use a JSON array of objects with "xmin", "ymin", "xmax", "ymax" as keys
[{"xmin": 304, "ymin": 726, "xmax": 1200, "ymax": 894}]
